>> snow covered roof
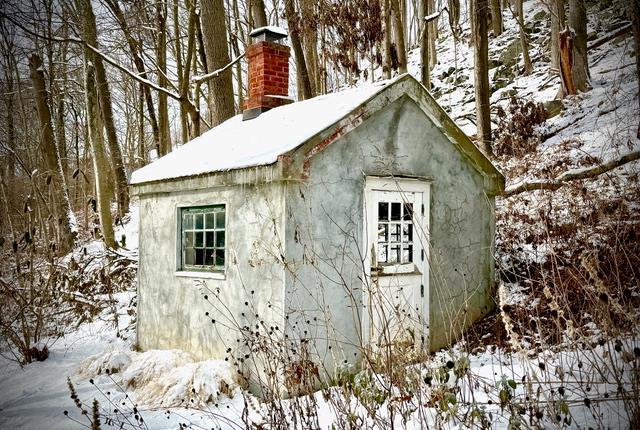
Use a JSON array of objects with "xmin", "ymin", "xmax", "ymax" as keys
[
  {"xmin": 130, "ymin": 76, "xmax": 405, "ymax": 185},
  {"xmin": 130, "ymin": 74, "xmax": 503, "ymax": 192}
]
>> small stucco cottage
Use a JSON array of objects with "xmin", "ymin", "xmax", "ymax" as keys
[{"xmin": 130, "ymin": 27, "xmax": 504, "ymax": 391}]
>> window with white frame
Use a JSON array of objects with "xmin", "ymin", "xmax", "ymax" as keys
[{"xmin": 180, "ymin": 205, "xmax": 225, "ymax": 271}]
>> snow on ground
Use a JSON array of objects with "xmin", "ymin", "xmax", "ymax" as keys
[{"xmin": 0, "ymin": 292, "xmax": 133, "ymax": 429}]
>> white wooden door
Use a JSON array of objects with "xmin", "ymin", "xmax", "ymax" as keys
[{"xmin": 363, "ymin": 177, "xmax": 430, "ymax": 352}]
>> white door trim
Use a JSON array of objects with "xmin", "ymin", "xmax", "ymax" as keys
[{"xmin": 362, "ymin": 175, "xmax": 431, "ymax": 350}]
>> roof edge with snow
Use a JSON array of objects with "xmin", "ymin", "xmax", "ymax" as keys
[{"xmin": 131, "ymin": 74, "xmax": 504, "ymax": 196}]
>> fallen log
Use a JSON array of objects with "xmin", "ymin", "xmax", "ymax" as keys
[{"xmin": 588, "ymin": 23, "xmax": 632, "ymax": 51}]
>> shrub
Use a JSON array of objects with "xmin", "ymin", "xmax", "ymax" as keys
[{"xmin": 494, "ymin": 97, "xmax": 546, "ymax": 157}]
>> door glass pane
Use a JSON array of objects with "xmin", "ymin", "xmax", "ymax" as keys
[
  {"xmin": 378, "ymin": 202, "xmax": 389, "ymax": 221},
  {"xmin": 389, "ymin": 245, "xmax": 400, "ymax": 263},
  {"xmin": 403, "ymin": 203, "xmax": 413, "ymax": 220},
  {"xmin": 390, "ymin": 224, "xmax": 401, "ymax": 242},
  {"xmin": 378, "ymin": 244, "xmax": 388, "ymax": 263},
  {"xmin": 390, "ymin": 202, "xmax": 401, "ymax": 220},
  {"xmin": 402, "ymin": 245, "xmax": 413, "ymax": 263},
  {"xmin": 377, "ymin": 223, "xmax": 388, "ymax": 242},
  {"xmin": 402, "ymin": 224, "xmax": 413, "ymax": 242}
]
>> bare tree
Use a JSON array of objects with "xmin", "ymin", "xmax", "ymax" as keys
[
  {"xmin": 103, "ymin": 0, "xmax": 161, "ymax": 153},
  {"xmin": 549, "ymin": 0, "xmax": 565, "ymax": 75},
  {"xmin": 156, "ymin": 0, "xmax": 171, "ymax": 155},
  {"xmin": 472, "ymin": 0, "xmax": 492, "ymax": 154},
  {"xmin": 300, "ymin": 0, "xmax": 319, "ymax": 95},
  {"xmin": 251, "ymin": 0, "xmax": 268, "ymax": 28},
  {"xmin": 75, "ymin": 0, "xmax": 129, "ymax": 218},
  {"xmin": 28, "ymin": 54, "xmax": 76, "ymax": 254},
  {"xmin": 75, "ymin": 0, "xmax": 117, "ymax": 246},
  {"xmin": 512, "ymin": 0, "xmax": 533, "ymax": 75},
  {"xmin": 391, "ymin": 0, "xmax": 407, "ymax": 73},
  {"xmin": 200, "ymin": 0, "xmax": 235, "ymax": 126},
  {"xmin": 381, "ymin": 0, "xmax": 392, "ymax": 79},
  {"xmin": 419, "ymin": 0, "xmax": 430, "ymax": 88},
  {"xmin": 490, "ymin": 0, "xmax": 503, "ymax": 36},
  {"xmin": 569, "ymin": 0, "xmax": 589, "ymax": 92},
  {"xmin": 428, "ymin": 0, "xmax": 437, "ymax": 69},
  {"xmin": 284, "ymin": 0, "xmax": 313, "ymax": 99}
]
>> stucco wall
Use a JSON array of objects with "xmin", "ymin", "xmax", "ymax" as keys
[
  {"xmin": 136, "ymin": 181, "xmax": 286, "ymax": 381},
  {"xmin": 283, "ymin": 96, "xmax": 496, "ymax": 375}
]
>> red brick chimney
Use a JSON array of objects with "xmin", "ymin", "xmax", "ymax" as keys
[{"xmin": 243, "ymin": 26, "xmax": 292, "ymax": 121}]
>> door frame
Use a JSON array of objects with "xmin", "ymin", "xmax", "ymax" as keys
[{"xmin": 362, "ymin": 175, "xmax": 431, "ymax": 350}]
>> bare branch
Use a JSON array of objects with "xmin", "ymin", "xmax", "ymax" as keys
[
  {"xmin": 0, "ymin": 11, "xmax": 182, "ymax": 101},
  {"xmin": 191, "ymin": 52, "xmax": 245, "ymax": 85},
  {"xmin": 503, "ymin": 150, "xmax": 640, "ymax": 197}
]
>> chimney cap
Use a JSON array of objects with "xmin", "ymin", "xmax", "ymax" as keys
[{"xmin": 249, "ymin": 26, "xmax": 288, "ymax": 43}]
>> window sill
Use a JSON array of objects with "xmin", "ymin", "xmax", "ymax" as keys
[{"xmin": 174, "ymin": 270, "xmax": 226, "ymax": 280}]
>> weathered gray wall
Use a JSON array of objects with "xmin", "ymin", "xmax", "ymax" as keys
[
  {"xmin": 136, "ymin": 181, "xmax": 286, "ymax": 385},
  {"xmin": 283, "ymin": 95, "xmax": 496, "ymax": 376}
]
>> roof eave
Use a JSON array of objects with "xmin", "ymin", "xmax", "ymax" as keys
[{"xmin": 131, "ymin": 162, "xmax": 284, "ymax": 196}]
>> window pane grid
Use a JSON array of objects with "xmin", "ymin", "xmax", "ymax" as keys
[
  {"xmin": 182, "ymin": 206, "xmax": 225, "ymax": 271},
  {"xmin": 377, "ymin": 200, "xmax": 414, "ymax": 265}
]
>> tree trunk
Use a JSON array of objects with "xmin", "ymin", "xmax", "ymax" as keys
[
  {"xmin": 172, "ymin": 0, "xmax": 188, "ymax": 145},
  {"xmin": 3, "ymin": 57, "xmax": 17, "ymax": 183},
  {"xmin": 490, "ymin": 0, "xmax": 503, "ymax": 36},
  {"xmin": 28, "ymin": 54, "xmax": 76, "ymax": 254},
  {"xmin": 559, "ymin": 28, "xmax": 576, "ymax": 95},
  {"xmin": 76, "ymin": 0, "xmax": 129, "ymax": 219},
  {"xmin": 284, "ymin": 0, "xmax": 313, "ymax": 99},
  {"xmin": 419, "ymin": 0, "xmax": 431, "ymax": 88},
  {"xmin": 231, "ymin": 0, "xmax": 245, "ymax": 109},
  {"xmin": 178, "ymin": 1, "xmax": 200, "ymax": 140},
  {"xmin": 390, "ymin": 0, "xmax": 407, "ymax": 73},
  {"xmin": 569, "ymin": 0, "xmax": 589, "ymax": 92},
  {"xmin": 381, "ymin": 0, "xmax": 392, "ymax": 79},
  {"xmin": 472, "ymin": 0, "xmax": 492, "ymax": 155},
  {"xmin": 83, "ymin": 61, "xmax": 116, "ymax": 249},
  {"xmin": 156, "ymin": 0, "xmax": 171, "ymax": 154},
  {"xmin": 515, "ymin": 0, "xmax": 533, "ymax": 75},
  {"xmin": 448, "ymin": 0, "xmax": 461, "ymax": 38},
  {"xmin": 200, "ymin": 0, "xmax": 236, "ymax": 126},
  {"xmin": 53, "ymin": 21, "xmax": 69, "ymax": 178},
  {"xmin": 428, "ymin": 0, "xmax": 437, "ymax": 69},
  {"xmin": 550, "ymin": 0, "xmax": 565, "ymax": 73},
  {"xmin": 251, "ymin": 0, "xmax": 268, "ymax": 28},
  {"xmin": 301, "ymin": 0, "xmax": 318, "ymax": 95}
]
